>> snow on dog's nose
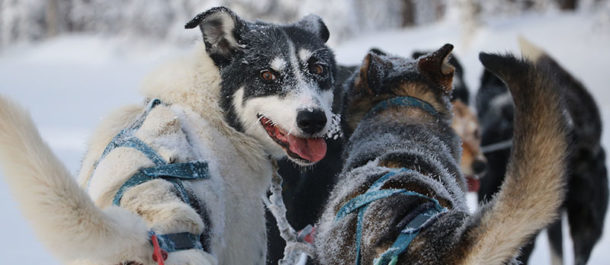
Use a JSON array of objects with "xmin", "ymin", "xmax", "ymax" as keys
[{"xmin": 297, "ymin": 109, "xmax": 327, "ymax": 135}]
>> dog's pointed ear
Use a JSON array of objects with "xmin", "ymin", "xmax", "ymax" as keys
[
  {"xmin": 294, "ymin": 14, "xmax": 330, "ymax": 43},
  {"xmin": 417, "ymin": 44, "xmax": 455, "ymax": 93},
  {"xmin": 369, "ymin": 47, "xmax": 387, "ymax": 56},
  {"xmin": 185, "ymin": 7, "xmax": 246, "ymax": 67},
  {"xmin": 354, "ymin": 50, "xmax": 391, "ymax": 96},
  {"xmin": 411, "ymin": 50, "xmax": 427, "ymax": 60}
]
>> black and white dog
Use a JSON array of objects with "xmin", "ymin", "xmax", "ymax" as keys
[
  {"xmin": 476, "ymin": 39, "xmax": 608, "ymax": 265},
  {"xmin": 185, "ymin": 8, "xmax": 338, "ymax": 166},
  {"xmin": 269, "ymin": 64, "xmax": 355, "ymax": 264},
  {"xmin": 0, "ymin": 6, "xmax": 337, "ymax": 265}
]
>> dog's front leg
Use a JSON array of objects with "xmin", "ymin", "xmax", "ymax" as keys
[{"xmin": 119, "ymin": 180, "xmax": 217, "ymax": 265}]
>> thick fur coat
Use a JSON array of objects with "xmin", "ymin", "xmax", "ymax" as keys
[
  {"xmin": 0, "ymin": 43, "xmax": 272, "ymax": 265},
  {"xmin": 0, "ymin": 6, "xmax": 337, "ymax": 265},
  {"xmin": 314, "ymin": 45, "xmax": 569, "ymax": 265}
]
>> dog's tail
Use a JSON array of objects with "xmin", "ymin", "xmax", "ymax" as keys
[
  {"xmin": 460, "ymin": 53, "xmax": 568, "ymax": 264},
  {"xmin": 0, "ymin": 95, "xmax": 152, "ymax": 264}
]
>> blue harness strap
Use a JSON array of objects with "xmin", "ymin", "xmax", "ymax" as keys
[
  {"xmin": 87, "ymin": 99, "xmax": 165, "ymax": 190},
  {"xmin": 367, "ymin": 96, "xmax": 439, "ymax": 118},
  {"xmin": 335, "ymin": 168, "xmax": 447, "ymax": 265},
  {"xmin": 333, "ymin": 96, "xmax": 444, "ymax": 264},
  {"xmin": 149, "ymin": 231, "xmax": 204, "ymax": 252},
  {"xmin": 373, "ymin": 206, "xmax": 443, "ymax": 265},
  {"xmin": 113, "ymin": 161, "xmax": 209, "ymax": 206},
  {"xmin": 112, "ymin": 137, "xmax": 166, "ymax": 166},
  {"xmin": 89, "ymin": 98, "xmax": 210, "ymax": 253}
]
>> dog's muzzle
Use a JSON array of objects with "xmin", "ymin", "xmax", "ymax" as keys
[{"xmin": 259, "ymin": 114, "xmax": 327, "ymax": 163}]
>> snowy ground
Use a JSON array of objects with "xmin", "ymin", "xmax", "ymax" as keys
[{"xmin": 0, "ymin": 11, "xmax": 609, "ymax": 265}]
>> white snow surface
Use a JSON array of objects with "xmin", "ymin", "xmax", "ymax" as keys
[{"xmin": 0, "ymin": 10, "xmax": 609, "ymax": 265}]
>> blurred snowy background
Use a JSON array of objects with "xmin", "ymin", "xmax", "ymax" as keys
[{"xmin": 0, "ymin": 0, "xmax": 609, "ymax": 264}]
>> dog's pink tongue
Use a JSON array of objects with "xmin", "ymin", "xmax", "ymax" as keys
[
  {"xmin": 287, "ymin": 135, "xmax": 327, "ymax": 163},
  {"xmin": 467, "ymin": 177, "xmax": 480, "ymax": 192}
]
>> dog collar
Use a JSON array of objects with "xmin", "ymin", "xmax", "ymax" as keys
[
  {"xmin": 335, "ymin": 168, "xmax": 447, "ymax": 265},
  {"xmin": 367, "ymin": 96, "xmax": 439, "ymax": 118}
]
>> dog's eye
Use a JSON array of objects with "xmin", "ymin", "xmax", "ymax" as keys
[
  {"xmin": 310, "ymin": 63, "xmax": 325, "ymax": 75},
  {"xmin": 260, "ymin": 70, "xmax": 277, "ymax": 82}
]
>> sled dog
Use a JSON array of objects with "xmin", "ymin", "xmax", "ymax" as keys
[
  {"xmin": 268, "ymin": 53, "xmax": 485, "ymax": 262},
  {"xmin": 451, "ymin": 100, "xmax": 487, "ymax": 192},
  {"xmin": 269, "ymin": 51, "xmax": 486, "ymax": 263},
  {"xmin": 412, "ymin": 51, "xmax": 486, "ymax": 191},
  {"xmin": 314, "ymin": 44, "xmax": 568, "ymax": 265},
  {"xmin": 0, "ymin": 6, "xmax": 336, "ymax": 265}
]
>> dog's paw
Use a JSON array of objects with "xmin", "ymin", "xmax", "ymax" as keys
[{"xmin": 165, "ymin": 249, "xmax": 217, "ymax": 265}]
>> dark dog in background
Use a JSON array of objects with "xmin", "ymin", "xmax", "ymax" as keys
[
  {"xmin": 315, "ymin": 44, "xmax": 568, "ymax": 265},
  {"xmin": 451, "ymin": 100, "xmax": 487, "ymax": 192},
  {"xmin": 476, "ymin": 39, "xmax": 608, "ymax": 265}
]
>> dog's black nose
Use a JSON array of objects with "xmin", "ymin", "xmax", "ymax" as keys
[
  {"xmin": 297, "ymin": 109, "xmax": 327, "ymax": 135},
  {"xmin": 473, "ymin": 159, "xmax": 487, "ymax": 175}
]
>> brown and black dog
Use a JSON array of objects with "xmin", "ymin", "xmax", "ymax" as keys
[
  {"xmin": 451, "ymin": 100, "xmax": 487, "ymax": 192},
  {"xmin": 314, "ymin": 45, "xmax": 568, "ymax": 265}
]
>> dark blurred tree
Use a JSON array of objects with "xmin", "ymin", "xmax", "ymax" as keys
[
  {"xmin": 402, "ymin": 0, "xmax": 416, "ymax": 26},
  {"xmin": 401, "ymin": 0, "xmax": 446, "ymax": 27},
  {"xmin": 557, "ymin": 0, "xmax": 578, "ymax": 10}
]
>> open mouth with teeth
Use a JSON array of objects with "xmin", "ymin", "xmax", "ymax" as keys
[{"xmin": 258, "ymin": 115, "xmax": 327, "ymax": 164}]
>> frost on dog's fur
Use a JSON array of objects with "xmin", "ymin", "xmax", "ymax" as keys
[
  {"xmin": 0, "ymin": 49, "xmax": 234, "ymax": 265},
  {"xmin": 315, "ymin": 46, "xmax": 568, "ymax": 265},
  {"xmin": 86, "ymin": 44, "xmax": 272, "ymax": 264},
  {"xmin": 185, "ymin": 7, "xmax": 337, "ymax": 165},
  {"xmin": 0, "ymin": 6, "xmax": 338, "ymax": 265}
]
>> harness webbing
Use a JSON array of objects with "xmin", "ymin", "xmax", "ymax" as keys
[
  {"xmin": 373, "ymin": 206, "xmax": 441, "ymax": 265},
  {"xmin": 89, "ymin": 98, "xmax": 209, "ymax": 254},
  {"xmin": 335, "ymin": 168, "xmax": 447, "ymax": 265},
  {"xmin": 481, "ymin": 138, "xmax": 513, "ymax": 153},
  {"xmin": 112, "ymin": 161, "xmax": 209, "ymax": 206},
  {"xmin": 149, "ymin": 231, "xmax": 204, "ymax": 252},
  {"xmin": 87, "ymin": 99, "xmax": 165, "ymax": 190}
]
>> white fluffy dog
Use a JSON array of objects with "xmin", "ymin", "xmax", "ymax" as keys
[{"xmin": 0, "ymin": 7, "xmax": 336, "ymax": 265}]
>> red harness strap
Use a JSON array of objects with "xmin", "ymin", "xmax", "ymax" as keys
[
  {"xmin": 151, "ymin": 234, "xmax": 168, "ymax": 265},
  {"xmin": 297, "ymin": 225, "xmax": 316, "ymax": 244}
]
